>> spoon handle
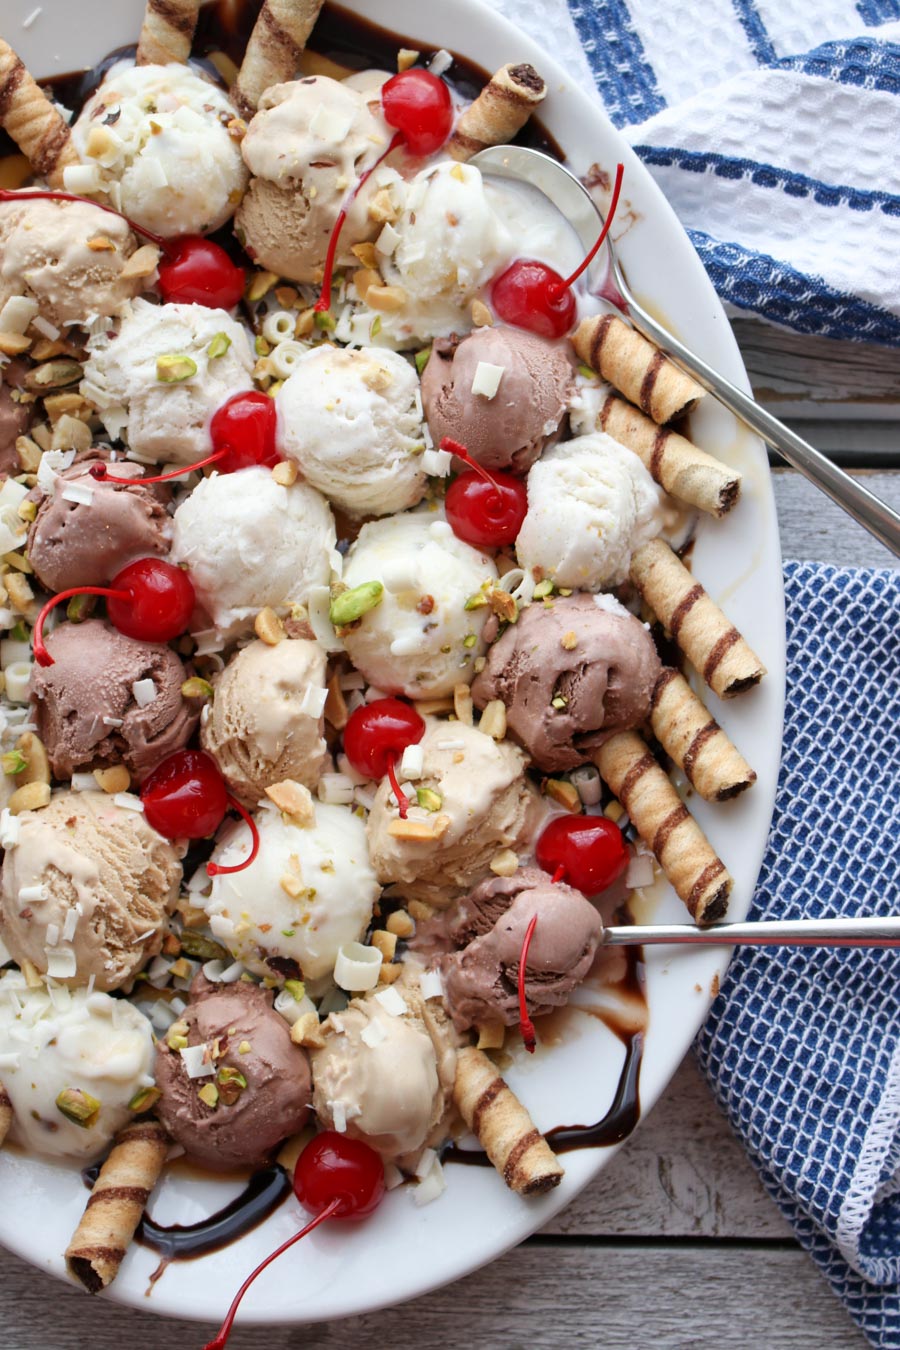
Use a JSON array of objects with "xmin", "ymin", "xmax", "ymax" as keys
[
  {"xmin": 604, "ymin": 916, "xmax": 900, "ymax": 948},
  {"xmin": 618, "ymin": 276, "xmax": 900, "ymax": 559}
]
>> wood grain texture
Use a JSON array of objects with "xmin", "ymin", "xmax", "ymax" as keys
[{"xmin": 773, "ymin": 469, "xmax": 900, "ymax": 568}]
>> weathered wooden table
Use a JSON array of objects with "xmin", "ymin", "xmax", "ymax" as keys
[{"xmin": 3, "ymin": 320, "xmax": 897, "ymax": 1350}]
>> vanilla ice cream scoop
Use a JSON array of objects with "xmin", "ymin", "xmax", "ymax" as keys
[
  {"xmin": 201, "ymin": 637, "xmax": 328, "ymax": 805},
  {"xmin": 81, "ymin": 299, "xmax": 254, "ymax": 466},
  {"xmin": 236, "ymin": 75, "xmax": 395, "ymax": 283},
  {"xmin": 340, "ymin": 510, "xmax": 497, "ymax": 699},
  {"xmin": 276, "ymin": 346, "xmax": 427, "ymax": 517},
  {"xmin": 0, "ymin": 970, "xmax": 155, "ymax": 1161},
  {"xmin": 366, "ymin": 718, "xmax": 543, "ymax": 908},
  {"xmin": 0, "ymin": 790, "xmax": 183, "ymax": 991},
  {"xmin": 516, "ymin": 432, "xmax": 664, "ymax": 591},
  {"xmin": 204, "ymin": 801, "xmax": 380, "ymax": 983},
  {"xmin": 72, "ymin": 61, "xmax": 248, "ymax": 239},
  {"xmin": 0, "ymin": 194, "xmax": 150, "ymax": 328},
  {"xmin": 170, "ymin": 466, "xmax": 336, "ymax": 641}
]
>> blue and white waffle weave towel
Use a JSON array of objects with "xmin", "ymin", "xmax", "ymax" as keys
[
  {"xmin": 489, "ymin": 0, "xmax": 900, "ymax": 344},
  {"xmin": 693, "ymin": 563, "xmax": 900, "ymax": 1349}
]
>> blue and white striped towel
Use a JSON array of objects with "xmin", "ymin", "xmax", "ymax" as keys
[
  {"xmin": 695, "ymin": 564, "xmax": 899, "ymax": 1350},
  {"xmin": 491, "ymin": 0, "xmax": 900, "ymax": 344}
]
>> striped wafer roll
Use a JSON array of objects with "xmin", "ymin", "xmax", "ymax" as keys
[
  {"xmin": 65, "ymin": 1118, "xmax": 169, "ymax": 1293},
  {"xmin": 447, "ymin": 63, "xmax": 547, "ymax": 162},
  {"xmin": 233, "ymin": 0, "xmax": 326, "ymax": 118},
  {"xmin": 453, "ymin": 1046, "xmax": 563, "ymax": 1195},
  {"xmin": 0, "ymin": 1080, "xmax": 11, "ymax": 1146},
  {"xmin": 594, "ymin": 392, "xmax": 741, "ymax": 517},
  {"xmin": 136, "ymin": 0, "xmax": 202, "ymax": 66},
  {"xmin": 630, "ymin": 539, "xmax": 766, "ymax": 699},
  {"xmin": 0, "ymin": 39, "xmax": 79, "ymax": 187},
  {"xmin": 594, "ymin": 730, "xmax": 732, "ymax": 925},
  {"xmin": 650, "ymin": 668, "xmax": 756, "ymax": 802},
  {"xmin": 572, "ymin": 314, "xmax": 704, "ymax": 425}
]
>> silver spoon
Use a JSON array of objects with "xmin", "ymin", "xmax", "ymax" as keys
[
  {"xmin": 604, "ymin": 915, "xmax": 900, "ymax": 948},
  {"xmin": 472, "ymin": 144, "xmax": 900, "ymax": 560}
]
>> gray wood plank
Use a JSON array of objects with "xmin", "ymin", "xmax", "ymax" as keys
[{"xmin": 773, "ymin": 469, "xmax": 900, "ymax": 568}]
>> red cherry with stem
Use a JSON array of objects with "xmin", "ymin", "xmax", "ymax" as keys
[
  {"xmin": 441, "ymin": 437, "xmax": 527, "ymax": 549},
  {"xmin": 381, "ymin": 68, "xmax": 454, "ymax": 157},
  {"xmin": 203, "ymin": 1132, "xmax": 384, "ymax": 1350},
  {"xmin": 535, "ymin": 814, "xmax": 629, "ymax": 896},
  {"xmin": 140, "ymin": 749, "xmax": 261, "ymax": 875},
  {"xmin": 90, "ymin": 391, "xmax": 280, "ymax": 486},
  {"xmin": 157, "ymin": 236, "xmax": 245, "ymax": 309},
  {"xmin": 343, "ymin": 697, "xmax": 425, "ymax": 819},
  {"xmin": 32, "ymin": 558, "xmax": 194, "ymax": 667},
  {"xmin": 490, "ymin": 162, "xmax": 625, "ymax": 339},
  {"xmin": 518, "ymin": 913, "xmax": 538, "ymax": 1054}
]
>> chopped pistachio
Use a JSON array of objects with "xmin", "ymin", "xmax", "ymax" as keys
[
  {"xmin": 128, "ymin": 1086, "xmax": 161, "ymax": 1114},
  {"xmin": 207, "ymin": 331, "xmax": 232, "ymax": 360},
  {"xmin": 246, "ymin": 270, "xmax": 280, "ymax": 303},
  {"xmin": 181, "ymin": 676, "xmax": 213, "ymax": 700},
  {"xmin": 197, "ymin": 1083, "xmax": 219, "ymax": 1109},
  {"xmin": 254, "ymin": 335, "xmax": 271, "ymax": 357},
  {"xmin": 463, "ymin": 592, "xmax": 488, "ymax": 611},
  {"xmin": 23, "ymin": 359, "xmax": 82, "ymax": 391},
  {"xmin": 533, "ymin": 579, "xmax": 554, "ymax": 599},
  {"xmin": 329, "ymin": 580, "xmax": 384, "ymax": 626},
  {"xmin": 577, "ymin": 362, "xmax": 597, "ymax": 380},
  {"xmin": 166, "ymin": 1019, "xmax": 190, "ymax": 1051},
  {"xmin": 66, "ymin": 592, "xmax": 95, "ymax": 623},
  {"xmin": 414, "ymin": 346, "xmax": 432, "ymax": 375},
  {"xmin": 416, "ymin": 787, "xmax": 442, "ymax": 813},
  {"xmin": 551, "ymin": 695, "xmax": 568, "ymax": 709},
  {"xmin": 314, "ymin": 309, "xmax": 336, "ymax": 331},
  {"xmin": 156, "ymin": 353, "xmax": 197, "ymax": 383},
  {"xmin": 284, "ymin": 979, "xmax": 306, "ymax": 1002},
  {"xmin": 217, "ymin": 1066, "xmax": 247, "ymax": 1089},
  {"xmin": 56, "ymin": 1087, "xmax": 101, "ymax": 1128},
  {"xmin": 2, "ymin": 749, "xmax": 27, "ymax": 776},
  {"xmin": 462, "ymin": 633, "xmax": 477, "ymax": 649},
  {"xmin": 179, "ymin": 929, "xmax": 228, "ymax": 961},
  {"xmin": 237, "ymin": 1039, "xmax": 252, "ymax": 1055},
  {"xmin": 369, "ymin": 314, "xmax": 383, "ymax": 339},
  {"xmin": 16, "ymin": 499, "xmax": 36, "ymax": 523}
]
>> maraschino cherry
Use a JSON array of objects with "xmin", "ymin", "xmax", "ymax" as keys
[
  {"xmin": 141, "ymin": 749, "xmax": 260, "ymax": 877},
  {"xmin": 535, "ymin": 813, "xmax": 629, "ymax": 896},
  {"xmin": 518, "ymin": 912, "xmax": 539, "ymax": 1054},
  {"xmin": 314, "ymin": 68, "xmax": 453, "ymax": 313},
  {"xmin": 90, "ymin": 391, "xmax": 279, "ymax": 487},
  {"xmin": 32, "ymin": 558, "xmax": 194, "ymax": 667},
  {"xmin": 490, "ymin": 161, "xmax": 625, "ymax": 339},
  {"xmin": 343, "ymin": 697, "xmax": 425, "ymax": 819},
  {"xmin": 441, "ymin": 437, "xmax": 527, "ymax": 549},
  {"xmin": 203, "ymin": 1132, "xmax": 385, "ymax": 1350}
]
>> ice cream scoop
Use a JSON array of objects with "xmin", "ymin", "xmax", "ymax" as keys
[
  {"xmin": 516, "ymin": 431, "xmax": 663, "ymax": 590},
  {"xmin": 0, "ymin": 969, "xmax": 155, "ymax": 1161},
  {"xmin": 340, "ymin": 510, "xmax": 497, "ymax": 699},
  {"xmin": 201, "ymin": 637, "xmax": 328, "ymax": 805},
  {"xmin": 471, "ymin": 593, "xmax": 661, "ymax": 771},
  {"xmin": 276, "ymin": 346, "xmax": 427, "ymax": 517},
  {"xmin": 154, "ymin": 975, "xmax": 311, "ymax": 1171},
  {"xmin": 236, "ymin": 75, "xmax": 394, "ymax": 283},
  {"xmin": 170, "ymin": 465, "xmax": 335, "ymax": 641},
  {"xmin": 27, "ymin": 452, "xmax": 171, "ymax": 593},
  {"xmin": 0, "ymin": 193, "xmax": 148, "ymax": 328},
  {"xmin": 30, "ymin": 619, "xmax": 202, "ymax": 782},
  {"xmin": 71, "ymin": 61, "xmax": 248, "ymax": 239},
  {"xmin": 438, "ymin": 866, "xmax": 602, "ymax": 1032},
  {"xmin": 366, "ymin": 717, "xmax": 543, "ymax": 908},
  {"xmin": 204, "ymin": 800, "xmax": 380, "ymax": 983},
  {"xmin": 0, "ymin": 789, "xmax": 183, "ymax": 991},
  {"xmin": 81, "ymin": 299, "xmax": 254, "ymax": 466},
  {"xmin": 421, "ymin": 326, "xmax": 575, "ymax": 475},
  {"xmin": 0, "ymin": 378, "xmax": 32, "ymax": 478}
]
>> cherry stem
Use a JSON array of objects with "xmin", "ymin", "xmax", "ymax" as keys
[
  {"xmin": 314, "ymin": 129, "xmax": 404, "ymax": 314},
  {"xmin": 0, "ymin": 187, "xmax": 173, "ymax": 256},
  {"xmin": 90, "ymin": 450, "xmax": 228, "ymax": 486},
  {"xmin": 518, "ymin": 913, "xmax": 538, "ymax": 1054},
  {"xmin": 206, "ymin": 795, "xmax": 262, "ymax": 876},
  {"xmin": 33, "ymin": 585, "xmax": 130, "ymax": 667},
  {"xmin": 550, "ymin": 162, "xmax": 625, "ymax": 299},
  {"xmin": 385, "ymin": 754, "xmax": 409, "ymax": 819},
  {"xmin": 439, "ymin": 437, "xmax": 499, "ymax": 492},
  {"xmin": 551, "ymin": 864, "xmax": 566, "ymax": 885},
  {"xmin": 201, "ymin": 1196, "xmax": 341, "ymax": 1349}
]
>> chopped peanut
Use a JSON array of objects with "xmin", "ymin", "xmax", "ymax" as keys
[
  {"xmin": 408, "ymin": 900, "xmax": 435, "ymax": 922},
  {"xmin": 271, "ymin": 460, "xmax": 298, "ymax": 487},
  {"xmin": 366, "ymin": 284, "xmax": 407, "ymax": 312},
  {"xmin": 120, "ymin": 244, "xmax": 161, "ymax": 279},
  {"xmin": 545, "ymin": 779, "xmax": 582, "ymax": 813},
  {"xmin": 471, "ymin": 299, "xmax": 493, "ymax": 328},
  {"xmin": 13, "ymin": 732, "xmax": 50, "ymax": 787},
  {"xmin": 478, "ymin": 700, "xmax": 507, "ymax": 741},
  {"xmin": 93, "ymin": 765, "xmax": 131, "ymax": 794},
  {"xmin": 266, "ymin": 779, "xmax": 316, "ymax": 826},
  {"xmin": 371, "ymin": 929, "xmax": 398, "ymax": 961},
  {"xmin": 489, "ymin": 848, "xmax": 519, "ymax": 877},
  {"xmin": 324, "ymin": 670, "xmax": 348, "ymax": 731},
  {"xmin": 351, "ymin": 241, "xmax": 379, "ymax": 269},
  {"xmin": 386, "ymin": 910, "xmax": 415, "ymax": 938},
  {"xmin": 476, "ymin": 1021, "xmax": 506, "ymax": 1050},
  {"xmin": 353, "ymin": 267, "xmax": 382, "ymax": 302},
  {"xmin": 254, "ymin": 606, "xmax": 285, "ymax": 646},
  {"xmin": 8, "ymin": 781, "xmax": 51, "ymax": 814},
  {"xmin": 397, "ymin": 47, "xmax": 420, "ymax": 71},
  {"xmin": 560, "ymin": 630, "xmax": 578, "ymax": 651},
  {"xmin": 290, "ymin": 1012, "xmax": 325, "ymax": 1048},
  {"xmin": 368, "ymin": 189, "xmax": 398, "ymax": 223},
  {"xmin": 378, "ymin": 962, "xmax": 403, "ymax": 985},
  {"xmin": 453, "ymin": 683, "xmax": 474, "ymax": 726}
]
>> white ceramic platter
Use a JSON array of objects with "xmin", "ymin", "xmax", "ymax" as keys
[{"xmin": 0, "ymin": 0, "xmax": 785, "ymax": 1327}]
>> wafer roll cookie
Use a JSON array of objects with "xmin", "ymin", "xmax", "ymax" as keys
[
  {"xmin": 65, "ymin": 1118, "xmax": 169, "ymax": 1293},
  {"xmin": 630, "ymin": 539, "xmax": 766, "ymax": 699},
  {"xmin": 453, "ymin": 1047, "xmax": 563, "ymax": 1195},
  {"xmin": 0, "ymin": 39, "xmax": 79, "ymax": 187},
  {"xmin": 650, "ymin": 668, "xmax": 756, "ymax": 802},
  {"xmin": 233, "ymin": 0, "xmax": 326, "ymax": 118},
  {"xmin": 572, "ymin": 315, "xmax": 704, "ymax": 425},
  {"xmin": 447, "ymin": 63, "xmax": 547, "ymax": 162},
  {"xmin": 594, "ymin": 731, "xmax": 732, "ymax": 925},
  {"xmin": 0, "ymin": 1080, "xmax": 11, "ymax": 1146},
  {"xmin": 136, "ymin": 0, "xmax": 202, "ymax": 65},
  {"xmin": 596, "ymin": 393, "xmax": 741, "ymax": 516}
]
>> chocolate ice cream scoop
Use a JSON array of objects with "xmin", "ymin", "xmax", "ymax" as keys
[
  {"xmin": 439, "ymin": 867, "xmax": 603, "ymax": 1032},
  {"xmin": 30, "ymin": 619, "xmax": 201, "ymax": 782},
  {"xmin": 472, "ymin": 593, "xmax": 661, "ymax": 772},
  {"xmin": 27, "ymin": 453, "xmax": 171, "ymax": 593},
  {"xmin": 421, "ymin": 326, "xmax": 575, "ymax": 475},
  {"xmin": 154, "ymin": 977, "xmax": 311, "ymax": 1172}
]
